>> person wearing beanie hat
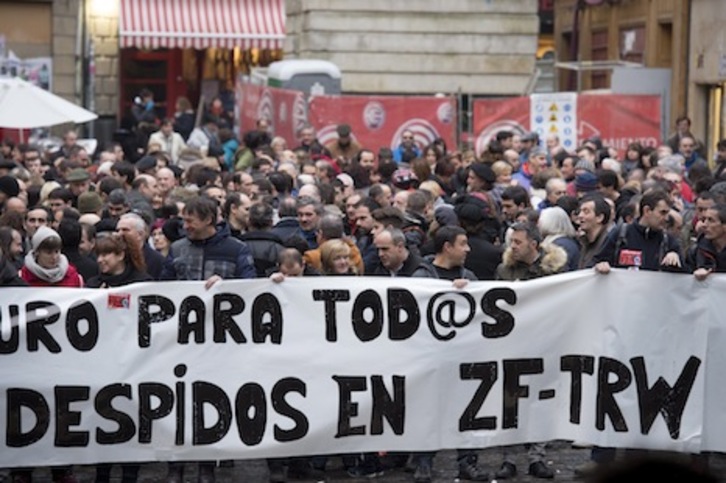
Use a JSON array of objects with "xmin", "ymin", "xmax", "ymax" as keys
[
  {"xmin": 574, "ymin": 172, "xmax": 599, "ymax": 194},
  {"xmin": 434, "ymin": 204, "xmax": 458, "ymax": 228},
  {"xmin": 19, "ymin": 226, "xmax": 83, "ymax": 287},
  {"xmin": 0, "ymin": 158, "xmax": 18, "ymax": 175},
  {"xmin": 136, "ymin": 155, "xmax": 158, "ymax": 174},
  {"xmin": 466, "ymin": 163, "xmax": 501, "ymax": 224},
  {"xmin": 78, "ymin": 191, "xmax": 104, "ymax": 215},
  {"xmin": 574, "ymin": 158, "xmax": 596, "ymax": 174},
  {"xmin": 468, "ymin": 162, "xmax": 496, "ymax": 186},
  {"xmin": 0, "ymin": 175, "xmax": 20, "ymax": 206},
  {"xmin": 454, "ymin": 193, "xmax": 503, "ymax": 279}
]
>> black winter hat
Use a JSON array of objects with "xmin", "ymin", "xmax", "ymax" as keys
[
  {"xmin": 454, "ymin": 194, "xmax": 491, "ymax": 223},
  {"xmin": 0, "ymin": 175, "xmax": 20, "ymax": 198}
]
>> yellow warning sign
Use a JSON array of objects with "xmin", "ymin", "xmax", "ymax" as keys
[
  {"xmin": 549, "ymin": 114, "xmax": 558, "ymax": 122},
  {"xmin": 549, "ymin": 103, "xmax": 558, "ymax": 112},
  {"xmin": 549, "ymin": 124, "xmax": 558, "ymax": 133}
]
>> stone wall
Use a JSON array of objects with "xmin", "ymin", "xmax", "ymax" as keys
[
  {"xmin": 285, "ymin": 0, "xmax": 539, "ymax": 95},
  {"xmin": 87, "ymin": 0, "xmax": 120, "ymax": 117},
  {"xmin": 51, "ymin": 0, "xmax": 81, "ymax": 104}
]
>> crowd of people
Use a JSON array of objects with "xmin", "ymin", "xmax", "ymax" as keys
[{"xmin": 0, "ymin": 93, "xmax": 723, "ymax": 483}]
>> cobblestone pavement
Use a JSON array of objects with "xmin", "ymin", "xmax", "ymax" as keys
[{"xmin": 6, "ymin": 442, "xmax": 726, "ymax": 482}]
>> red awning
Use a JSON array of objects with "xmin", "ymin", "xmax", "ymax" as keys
[{"xmin": 119, "ymin": 0, "xmax": 286, "ymax": 50}]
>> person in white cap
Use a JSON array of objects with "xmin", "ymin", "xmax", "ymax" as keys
[{"xmin": 20, "ymin": 225, "xmax": 83, "ymax": 287}]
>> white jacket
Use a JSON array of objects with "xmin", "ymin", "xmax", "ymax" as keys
[{"xmin": 148, "ymin": 130, "xmax": 187, "ymax": 164}]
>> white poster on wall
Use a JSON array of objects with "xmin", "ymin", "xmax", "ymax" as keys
[{"xmin": 530, "ymin": 92, "xmax": 578, "ymax": 150}]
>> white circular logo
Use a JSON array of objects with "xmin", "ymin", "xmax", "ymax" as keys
[
  {"xmin": 474, "ymin": 121, "xmax": 526, "ymax": 157},
  {"xmin": 391, "ymin": 119, "xmax": 440, "ymax": 150},
  {"xmin": 437, "ymin": 102, "xmax": 453, "ymax": 124},
  {"xmin": 363, "ymin": 101, "xmax": 386, "ymax": 130}
]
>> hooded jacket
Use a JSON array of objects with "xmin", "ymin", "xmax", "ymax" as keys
[{"xmin": 495, "ymin": 243, "xmax": 568, "ymax": 281}]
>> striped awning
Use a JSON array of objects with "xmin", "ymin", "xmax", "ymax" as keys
[{"xmin": 119, "ymin": 0, "xmax": 286, "ymax": 50}]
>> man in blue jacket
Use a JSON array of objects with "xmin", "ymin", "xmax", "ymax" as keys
[
  {"xmin": 162, "ymin": 196, "xmax": 256, "ymax": 283},
  {"xmin": 161, "ymin": 196, "xmax": 256, "ymax": 482}
]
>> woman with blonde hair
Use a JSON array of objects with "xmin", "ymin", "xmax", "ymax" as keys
[
  {"xmin": 320, "ymin": 238, "xmax": 357, "ymax": 275},
  {"xmin": 538, "ymin": 206, "xmax": 580, "ymax": 272}
]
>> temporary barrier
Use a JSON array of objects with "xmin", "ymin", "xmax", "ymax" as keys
[
  {"xmin": 236, "ymin": 77, "xmax": 661, "ymax": 158},
  {"xmin": 237, "ymin": 82, "xmax": 307, "ymax": 148},
  {"xmin": 307, "ymin": 94, "xmax": 457, "ymax": 155},
  {"xmin": 0, "ymin": 270, "xmax": 721, "ymax": 467},
  {"xmin": 472, "ymin": 93, "xmax": 661, "ymax": 158}
]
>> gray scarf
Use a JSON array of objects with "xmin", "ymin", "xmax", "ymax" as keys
[{"xmin": 23, "ymin": 251, "xmax": 69, "ymax": 283}]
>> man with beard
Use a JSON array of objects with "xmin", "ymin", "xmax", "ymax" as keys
[
  {"xmin": 353, "ymin": 197, "xmax": 379, "ymax": 273},
  {"xmin": 324, "ymin": 123, "xmax": 361, "ymax": 168},
  {"xmin": 493, "ymin": 222, "xmax": 563, "ymax": 479},
  {"xmin": 224, "ymin": 192, "xmax": 252, "ymax": 239},
  {"xmin": 576, "ymin": 193, "xmax": 612, "ymax": 269}
]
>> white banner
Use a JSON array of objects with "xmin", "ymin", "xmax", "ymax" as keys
[{"xmin": 0, "ymin": 270, "xmax": 721, "ymax": 467}]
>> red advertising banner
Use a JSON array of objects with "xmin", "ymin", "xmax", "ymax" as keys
[
  {"xmin": 308, "ymin": 95, "xmax": 457, "ymax": 154},
  {"xmin": 578, "ymin": 95, "xmax": 661, "ymax": 154},
  {"xmin": 471, "ymin": 97, "xmax": 530, "ymax": 156},
  {"xmin": 237, "ymin": 81, "xmax": 307, "ymax": 146},
  {"xmin": 472, "ymin": 94, "xmax": 661, "ymax": 158}
]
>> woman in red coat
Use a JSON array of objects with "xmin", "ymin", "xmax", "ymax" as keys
[{"xmin": 20, "ymin": 226, "xmax": 83, "ymax": 287}]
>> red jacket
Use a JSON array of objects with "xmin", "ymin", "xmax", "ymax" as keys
[{"xmin": 20, "ymin": 264, "xmax": 84, "ymax": 287}]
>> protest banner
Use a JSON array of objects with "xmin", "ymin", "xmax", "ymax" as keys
[{"xmin": 0, "ymin": 270, "xmax": 719, "ymax": 467}]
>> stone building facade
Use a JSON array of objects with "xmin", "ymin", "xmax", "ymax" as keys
[
  {"xmin": 286, "ymin": 0, "xmax": 540, "ymax": 95},
  {"xmin": 554, "ymin": 0, "xmax": 726, "ymax": 158}
]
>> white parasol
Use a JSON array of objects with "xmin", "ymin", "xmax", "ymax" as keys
[{"xmin": 0, "ymin": 76, "xmax": 97, "ymax": 131}]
